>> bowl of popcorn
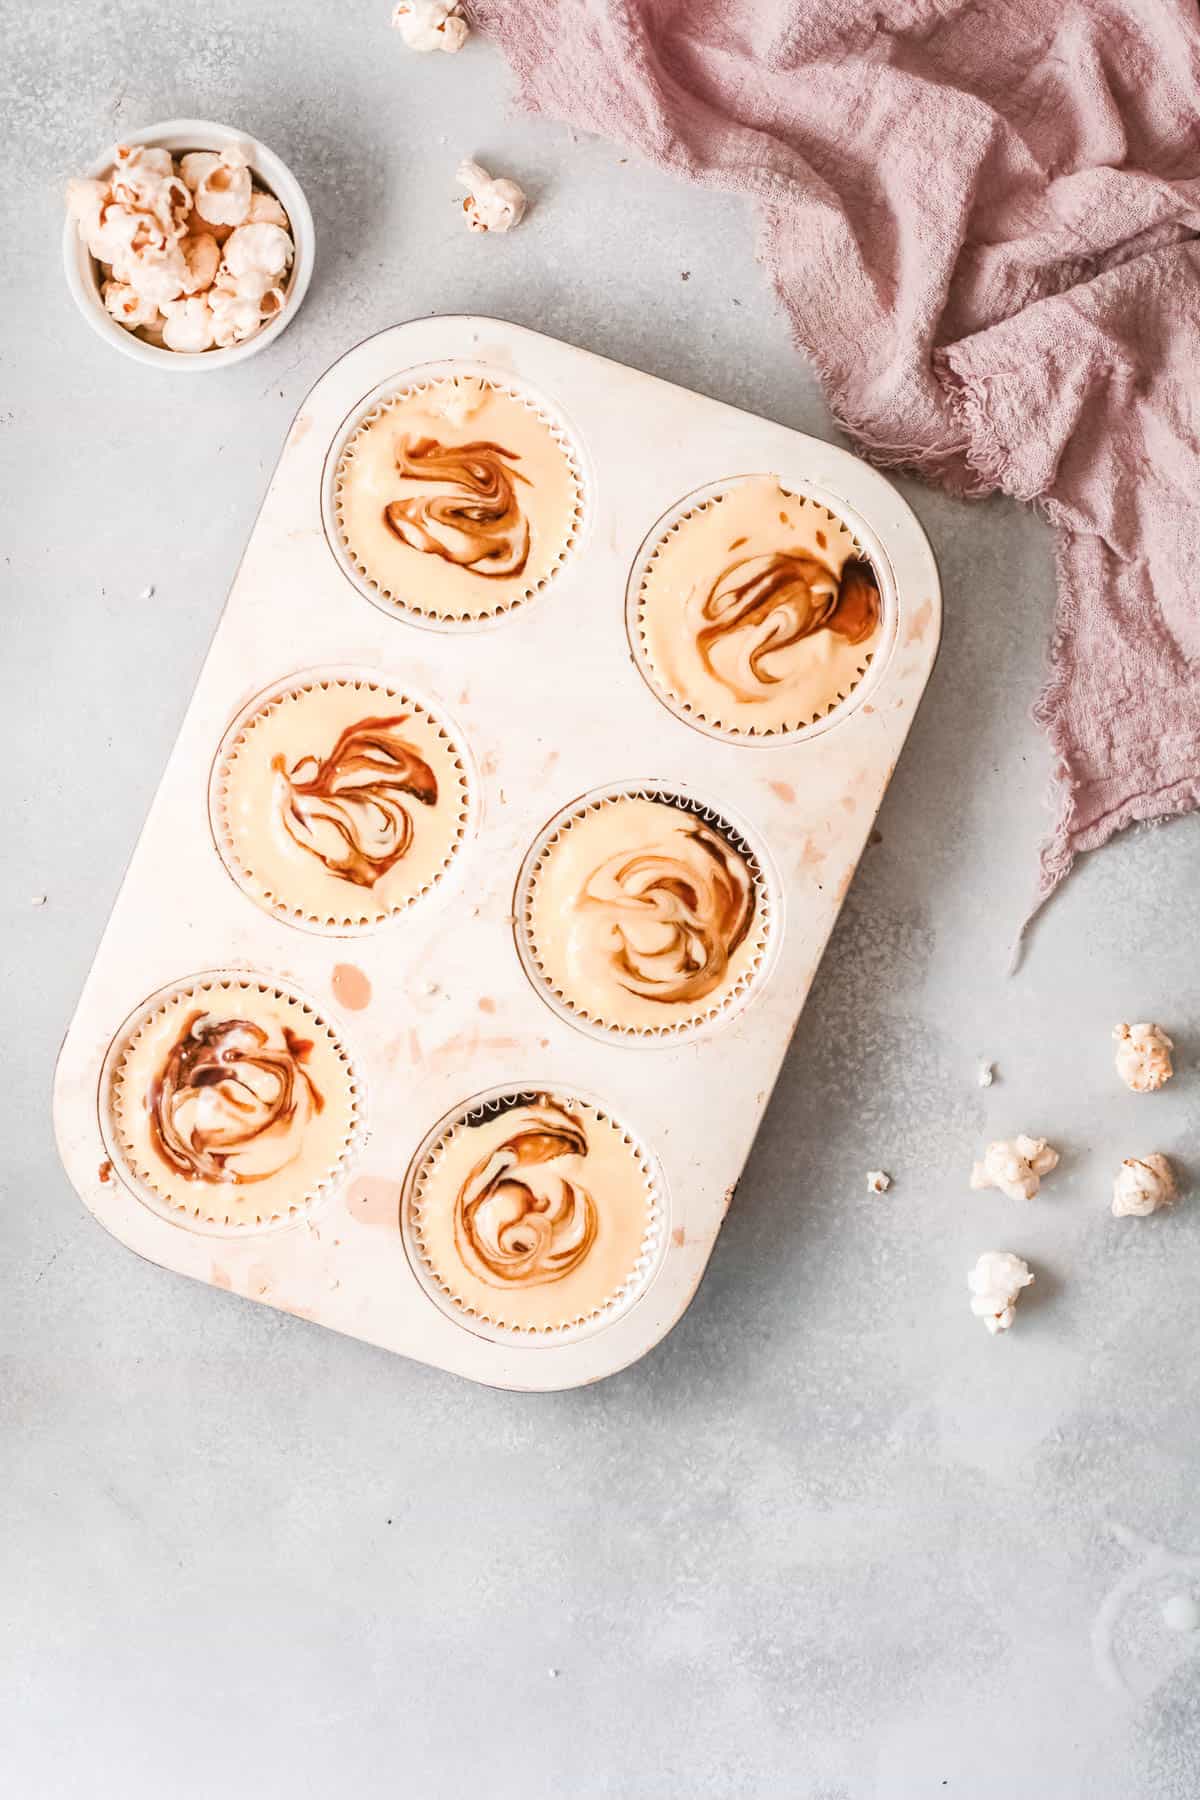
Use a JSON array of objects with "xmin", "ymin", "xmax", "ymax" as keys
[{"xmin": 63, "ymin": 119, "xmax": 314, "ymax": 367}]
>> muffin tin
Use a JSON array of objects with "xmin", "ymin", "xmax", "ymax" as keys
[{"xmin": 53, "ymin": 316, "xmax": 941, "ymax": 1391}]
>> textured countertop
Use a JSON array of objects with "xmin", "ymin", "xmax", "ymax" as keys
[{"xmin": 4, "ymin": 5, "xmax": 1200, "ymax": 1796}]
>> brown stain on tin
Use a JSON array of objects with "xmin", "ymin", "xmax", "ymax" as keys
[
  {"xmin": 332, "ymin": 963, "xmax": 372, "ymax": 1010},
  {"xmin": 841, "ymin": 795, "xmax": 856, "ymax": 813},
  {"xmin": 427, "ymin": 1029, "xmax": 522, "ymax": 1069},
  {"xmin": 478, "ymin": 996, "xmax": 496, "ymax": 1015},
  {"xmin": 671, "ymin": 1227, "xmax": 686, "ymax": 1248},
  {"xmin": 346, "ymin": 1175, "xmax": 404, "ymax": 1227},
  {"xmin": 210, "ymin": 1265, "xmax": 232, "ymax": 1291},
  {"xmin": 801, "ymin": 838, "xmax": 828, "ymax": 869},
  {"xmin": 904, "ymin": 599, "xmax": 933, "ymax": 646},
  {"xmin": 98, "ymin": 1158, "xmax": 113, "ymax": 1184},
  {"xmin": 769, "ymin": 781, "xmax": 795, "ymax": 804},
  {"xmin": 288, "ymin": 414, "xmax": 312, "ymax": 446}
]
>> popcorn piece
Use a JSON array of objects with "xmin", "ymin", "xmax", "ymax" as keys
[
  {"xmin": 970, "ymin": 1135, "xmax": 1060, "ymax": 1202},
  {"xmin": 70, "ymin": 189, "xmax": 148, "ymax": 264},
  {"xmin": 218, "ymin": 264, "xmax": 280, "ymax": 306},
  {"xmin": 977, "ymin": 1061, "xmax": 995, "ymax": 1088},
  {"xmin": 194, "ymin": 164, "xmax": 251, "ymax": 227},
  {"xmin": 392, "ymin": 0, "xmax": 469, "ymax": 52},
  {"xmin": 222, "ymin": 221, "xmax": 294, "ymax": 282},
  {"xmin": 866, "ymin": 1170, "xmax": 891, "ymax": 1194},
  {"xmin": 160, "ymin": 296, "xmax": 216, "ymax": 354},
  {"xmin": 1113, "ymin": 1022, "xmax": 1174, "ymax": 1093},
  {"xmin": 968, "ymin": 1252, "xmax": 1034, "ymax": 1335},
  {"xmin": 179, "ymin": 151, "xmax": 218, "ymax": 191},
  {"xmin": 208, "ymin": 283, "xmax": 267, "ymax": 348},
  {"xmin": 182, "ymin": 148, "xmax": 253, "ymax": 229},
  {"xmin": 113, "ymin": 239, "xmax": 190, "ymax": 305},
  {"xmin": 66, "ymin": 176, "xmax": 108, "ymax": 242},
  {"xmin": 246, "ymin": 189, "xmax": 290, "ymax": 229},
  {"xmin": 432, "ymin": 374, "xmax": 488, "ymax": 425},
  {"xmin": 110, "ymin": 144, "xmax": 191, "ymax": 243},
  {"xmin": 112, "ymin": 142, "xmax": 174, "ymax": 186},
  {"xmin": 457, "ymin": 158, "xmax": 527, "ymax": 234},
  {"xmin": 101, "ymin": 279, "xmax": 160, "ymax": 330},
  {"xmin": 1112, "ymin": 1153, "xmax": 1177, "ymax": 1218},
  {"xmin": 179, "ymin": 232, "xmax": 221, "ymax": 295}
]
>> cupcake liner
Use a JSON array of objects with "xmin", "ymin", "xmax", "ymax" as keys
[
  {"xmin": 516, "ymin": 785, "xmax": 778, "ymax": 1042},
  {"xmin": 326, "ymin": 368, "xmax": 585, "ymax": 626},
  {"xmin": 103, "ymin": 973, "xmax": 364, "ymax": 1235},
  {"xmin": 402, "ymin": 1087, "xmax": 667, "ymax": 1341},
  {"xmin": 210, "ymin": 671, "xmax": 472, "ymax": 934},
  {"xmin": 629, "ymin": 477, "xmax": 893, "ymax": 742}
]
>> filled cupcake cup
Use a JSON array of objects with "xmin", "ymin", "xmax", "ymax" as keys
[
  {"xmin": 516, "ymin": 785, "xmax": 778, "ymax": 1041},
  {"xmin": 630, "ymin": 475, "xmax": 892, "ymax": 741},
  {"xmin": 402, "ymin": 1087, "xmax": 667, "ymax": 1340},
  {"xmin": 210, "ymin": 671, "xmax": 472, "ymax": 934},
  {"xmin": 328, "ymin": 370, "xmax": 585, "ymax": 625},
  {"xmin": 103, "ymin": 974, "xmax": 364, "ymax": 1234}
]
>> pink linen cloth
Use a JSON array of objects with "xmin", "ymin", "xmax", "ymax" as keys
[{"xmin": 471, "ymin": 0, "xmax": 1200, "ymax": 913}]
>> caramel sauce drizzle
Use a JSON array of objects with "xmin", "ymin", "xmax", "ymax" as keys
[
  {"xmin": 581, "ymin": 820, "xmax": 754, "ymax": 1005},
  {"xmin": 696, "ymin": 551, "xmax": 881, "ymax": 701},
  {"xmin": 148, "ymin": 1012, "xmax": 323, "ymax": 1185},
  {"xmin": 383, "ymin": 436, "xmax": 531, "ymax": 578},
  {"xmin": 454, "ymin": 1100, "xmax": 598, "ymax": 1288},
  {"xmin": 272, "ymin": 713, "xmax": 437, "ymax": 889}
]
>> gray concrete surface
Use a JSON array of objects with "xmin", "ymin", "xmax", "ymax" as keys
[{"xmin": 4, "ymin": 5, "xmax": 1200, "ymax": 1796}]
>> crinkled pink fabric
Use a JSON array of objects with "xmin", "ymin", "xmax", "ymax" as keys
[{"xmin": 471, "ymin": 0, "xmax": 1200, "ymax": 908}]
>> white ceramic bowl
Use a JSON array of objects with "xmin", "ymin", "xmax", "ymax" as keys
[{"xmin": 62, "ymin": 118, "xmax": 315, "ymax": 371}]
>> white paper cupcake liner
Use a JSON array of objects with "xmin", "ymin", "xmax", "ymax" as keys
[
  {"xmin": 401, "ymin": 1085, "xmax": 668, "ymax": 1343},
  {"xmin": 209, "ymin": 669, "xmax": 473, "ymax": 935},
  {"xmin": 324, "ymin": 364, "xmax": 586, "ymax": 627},
  {"xmin": 102, "ymin": 972, "xmax": 365, "ymax": 1236},
  {"xmin": 515, "ymin": 784, "xmax": 780, "ymax": 1043},
  {"xmin": 628, "ymin": 476, "xmax": 896, "ymax": 742}
]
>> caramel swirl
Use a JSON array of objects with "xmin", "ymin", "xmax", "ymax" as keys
[
  {"xmin": 383, "ymin": 436, "xmax": 531, "ymax": 577},
  {"xmin": 696, "ymin": 551, "xmax": 881, "ymax": 701},
  {"xmin": 580, "ymin": 820, "xmax": 754, "ymax": 1005},
  {"xmin": 148, "ymin": 1011, "xmax": 323, "ymax": 1185},
  {"xmin": 454, "ymin": 1100, "xmax": 597, "ymax": 1288},
  {"xmin": 272, "ymin": 714, "xmax": 437, "ymax": 889}
]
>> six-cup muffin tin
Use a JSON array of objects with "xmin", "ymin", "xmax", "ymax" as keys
[{"xmin": 53, "ymin": 316, "xmax": 941, "ymax": 1390}]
